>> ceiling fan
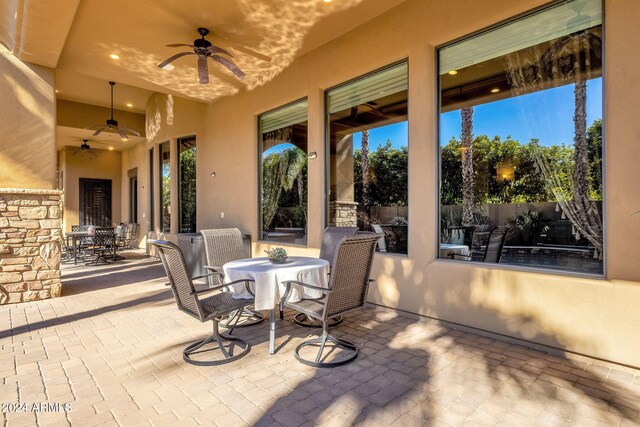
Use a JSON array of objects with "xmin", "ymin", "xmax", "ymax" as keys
[
  {"xmin": 158, "ymin": 27, "xmax": 269, "ymax": 84},
  {"xmin": 64, "ymin": 140, "xmax": 99, "ymax": 159},
  {"xmin": 87, "ymin": 81, "xmax": 140, "ymax": 140}
]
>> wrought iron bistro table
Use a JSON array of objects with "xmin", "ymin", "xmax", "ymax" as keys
[
  {"xmin": 223, "ymin": 256, "xmax": 329, "ymax": 354},
  {"xmin": 65, "ymin": 231, "xmax": 90, "ymax": 265}
]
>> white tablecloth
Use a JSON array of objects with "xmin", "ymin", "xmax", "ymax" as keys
[
  {"xmin": 439, "ymin": 243, "xmax": 470, "ymax": 258},
  {"xmin": 223, "ymin": 256, "xmax": 329, "ymax": 311}
]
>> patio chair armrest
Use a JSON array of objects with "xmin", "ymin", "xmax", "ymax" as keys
[
  {"xmin": 280, "ymin": 280, "xmax": 330, "ymax": 304},
  {"xmin": 224, "ymin": 278, "xmax": 256, "ymax": 297},
  {"xmin": 190, "ymin": 278, "xmax": 255, "ymax": 296}
]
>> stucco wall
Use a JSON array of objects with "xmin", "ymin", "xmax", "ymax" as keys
[
  {"xmin": 60, "ymin": 148, "xmax": 122, "ymax": 231},
  {"xmin": 194, "ymin": 0, "xmax": 640, "ymax": 367},
  {"xmin": 145, "ymin": 93, "xmax": 206, "ymax": 242},
  {"xmin": 0, "ymin": 45, "xmax": 56, "ymax": 190}
]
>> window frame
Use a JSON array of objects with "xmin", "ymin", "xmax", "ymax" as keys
[
  {"xmin": 159, "ymin": 140, "xmax": 171, "ymax": 234},
  {"xmin": 257, "ymin": 97, "xmax": 310, "ymax": 245},
  {"xmin": 323, "ymin": 59, "xmax": 410, "ymax": 255},
  {"xmin": 434, "ymin": 0, "xmax": 606, "ymax": 277},
  {"xmin": 177, "ymin": 135, "xmax": 197, "ymax": 233}
]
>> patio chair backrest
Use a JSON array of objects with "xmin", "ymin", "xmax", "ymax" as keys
[
  {"xmin": 93, "ymin": 227, "xmax": 115, "ymax": 247},
  {"xmin": 201, "ymin": 228, "xmax": 248, "ymax": 286},
  {"xmin": 148, "ymin": 240, "xmax": 202, "ymax": 321},
  {"xmin": 319, "ymin": 227, "xmax": 358, "ymax": 265},
  {"xmin": 324, "ymin": 234, "xmax": 382, "ymax": 319},
  {"xmin": 483, "ymin": 227, "xmax": 508, "ymax": 263},
  {"xmin": 71, "ymin": 225, "xmax": 90, "ymax": 232}
]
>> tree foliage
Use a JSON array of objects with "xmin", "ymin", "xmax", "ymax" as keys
[
  {"xmin": 261, "ymin": 146, "xmax": 307, "ymax": 230},
  {"xmin": 440, "ymin": 120, "xmax": 602, "ymax": 206},
  {"xmin": 354, "ymin": 141, "xmax": 408, "ymax": 207}
]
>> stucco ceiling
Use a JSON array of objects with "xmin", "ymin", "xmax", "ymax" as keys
[{"xmin": 2, "ymin": 0, "xmax": 406, "ymax": 112}]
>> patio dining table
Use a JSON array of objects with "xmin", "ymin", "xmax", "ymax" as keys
[
  {"xmin": 222, "ymin": 256, "xmax": 329, "ymax": 354},
  {"xmin": 440, "ymin": 243, "xmax": 470, "ymax": 258},
  {"xmin": 65, "ymin": 231, "xmax": 90, "ymax": 265}
]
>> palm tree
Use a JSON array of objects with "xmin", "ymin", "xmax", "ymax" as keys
[
  {"xmin": 361, "ymin": 129, "xmax": 371, "ymax": 225},
  {"xmin": 262, "ymin": 146, "xmax": 307, "ymax": 231},
  {"xmin": 460, "ymin": 107, "xmax": 474, "ymax": 226}
]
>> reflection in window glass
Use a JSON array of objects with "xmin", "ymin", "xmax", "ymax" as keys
[
  {"xmin": 327, "ymin": 62, "xmax": 409, "ymax": 254},
  {"xmin": 438, "ymin": 0, "xmax": 603, "ymax": 274},
  {"xmin": 259, "ymin": 99, "xmax": 308, "ymax": 244},
  {"xmin": 178, "ymin": 136, "xmax": 196, "ymax": 233},
  {"xmin": 159, "ymin": 141, "xmax": 171, "ymax": 233}
]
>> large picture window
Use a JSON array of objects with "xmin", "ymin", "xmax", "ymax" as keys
[
  {"xmin": 438, "ymin": 0, "xmax": 603, "ymax": 274},
  {"xmin": 178, "ymin": 135, "xmax": 196, "ymax": 233},
  {"xmin": 327, "ymin": 62, "xmax": 409, "ymax": 254},
  {"xmin": 159, "ymin": 141, "xmax": 171, "ymax": 233},
  {"xmin": 259, "ymin": 99, "xmax": 308, "ymax": 244}
]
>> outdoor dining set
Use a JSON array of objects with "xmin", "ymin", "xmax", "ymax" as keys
[
  {"xmin": 63, "ymin": 223, "xmax": 138, "ymax": 265},
  {"xmin": 150, "ymin": 227, "xmax": 383, "ymax": 368}
]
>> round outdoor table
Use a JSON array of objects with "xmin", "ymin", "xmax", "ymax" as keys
[
  {"xmin": 223, "ymin": 256, "xmax": 329, "ymax": 354},
  {"xmin": 439, "ymin": 243, "xmax": 470, "ymax": 258}
]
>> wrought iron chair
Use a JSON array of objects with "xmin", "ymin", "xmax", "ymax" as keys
[
  {"xmin": 85, "ymin": 227, "xmax": 116, "ymax": 264},
  {"xmin": 280, "ymin": 234, "xmax": 381, "ymax": 367},
  {"xmin": 292, "ymin": 226, "xmax": 358, "ymax": 328},
  {"xmin": 201, "ymin": 228, "xmax": 264, "ymax": 328},
  {"xmin": 149, "ymin": 239, "xmax": 254, "ymax": 365}
]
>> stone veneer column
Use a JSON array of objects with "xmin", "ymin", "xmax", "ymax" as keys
[
  {"xmin": 0, "ymin": 189, "xmax": 63, "ymax": 304},
  {"xmin": 329, "ymin": 201, "xmax": 359, "ymax": 227}
]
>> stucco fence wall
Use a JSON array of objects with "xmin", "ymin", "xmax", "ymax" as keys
[{"xmin": 0, "ymin": 189, "xmax": 63, "ymax": 304}]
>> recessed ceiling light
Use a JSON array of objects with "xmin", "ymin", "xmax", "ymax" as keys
[
  {"xmin": 491, "ymin": 88, "xmax": 500, "ymax": 93},
  {"xmin": 448, "ymin": 70, "xmax": 458, "ymax": 75},
  {"xmin": 121, "ymin": 137, "xmax": 128, "ymax": 142},
  {"xmin": 109, "ymin": 53, "xmax": 120, "ymax": 60},
  {"xmin": 126, "ymin": 103, "xmax": 133, "ymax": 108},
  {"xmin": 55, "ymin": 89, "xmax": 59, "ymax": 93},
  {"xmin": 109, "ymin": 146, "xmax": 114, "ymax": 151},
  {"xmin": 161, "ymin": 64, "xmax": 175, "ymax": 70},
  {"xmin": 323, "ymin": 0, "xmax": 332, "ymax": 3}
]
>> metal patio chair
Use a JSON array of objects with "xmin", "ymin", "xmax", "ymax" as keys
[
  {"xmin": 85, "ymin": 227, "xmax": 116, "ymax": 265},
  {"xmin": 201, "ymin": 228, "xmax": 264, "ymax": 328},
  {"xmin": 450, "ymin": 226, "xmax": 508, "ymax": 263},
  {"xmin": 280, "ymin": 234, "xmax": 381, "ymax": 367},
  {"xmin": 291, "ymin": 226, "xmax": 358, "ymax": 328},
  {"xmin": 149, "ymin": 239, "xmax": 254, "ymax": 365}
]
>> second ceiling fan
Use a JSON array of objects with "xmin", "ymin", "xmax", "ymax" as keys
[{"xmin": 87, "ymin": 81, "xmax": 140, "ymax": 140}]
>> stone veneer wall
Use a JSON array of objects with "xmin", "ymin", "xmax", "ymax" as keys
[
  {"xmin": 0, "ymin": 189, "xmax": 63, "ymax": 304},
  {"xmin": 329, "ymin": 200, "xmax": 359, "ymax": 227}
]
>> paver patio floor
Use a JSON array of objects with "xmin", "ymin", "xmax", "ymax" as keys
[{"xmin": 1, "ymin": 252, "xmax": 640, "ymax": 426}]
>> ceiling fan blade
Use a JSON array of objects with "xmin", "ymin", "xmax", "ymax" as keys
[
  {"xmin": 88, "ymin": 150, "xmax": 97, "ymax": 159},
  {"xmin": 166, "ymin": 43, "xmax": 194, "ymax": 48},
  {"xmin": 211, "ymin": 55, "xmax": 245, "ymax": 79},
  {"xmin": 207, "ymin": 45, "xmax": 233, "ymax": 57},
  {"xmin": 198, "ymin": 55, "xmax": 209, "ymax": 84},
  {"xmin": 116, "ymin": 128, "xmax": 129, "ymax": 140},
  {"xmin": 117, "ymin": 126, "xmax": 140, "ymax": 137},
  {"xmin": 158, "ymin": 52, "xmax": 195, "ymax": 68},
  {"xmin": 92, "ymin": 127, "xmax": 105, "ymax": 137}
]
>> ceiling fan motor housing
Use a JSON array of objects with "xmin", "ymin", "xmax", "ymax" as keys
[{"xmin": 106, "ymin": 118, "xmax": 119, "ymax": 127}]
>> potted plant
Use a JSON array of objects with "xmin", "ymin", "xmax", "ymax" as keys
[{"xmin": 265, "ymin": 247, "xmax": 288, "ymax": 264}]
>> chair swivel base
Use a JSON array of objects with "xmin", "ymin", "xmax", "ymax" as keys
[
  {"xmin": 293, "ymin": 313, "xmax": 343, "ymax": 328},
  {"xmin": 222, "ymin": 307, "xmax": 265, "ymax": 329},
  {"xmin": 294, "ymin": 333, "xmax": 358, "ymax": 368},
  {"xmin": 183, "ymin": 332, "xmax": 250, "ymax": 366}
]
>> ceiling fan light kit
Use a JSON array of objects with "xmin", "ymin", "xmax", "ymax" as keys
[
  {"xmin": 86, "ymin": 81, "xmax": 140, "ymax": 140},
  {"xmin": 158, "ymin": 27, "xmax": 257, "ymax": 84}
]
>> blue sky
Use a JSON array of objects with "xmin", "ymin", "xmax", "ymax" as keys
[
  {"xmin": 440, "ymin": 78, "xmax": 602, "ymax": 147},
  {"xmin": 263, "ymin": 78, "xmax": 602, "ymax": 155}
]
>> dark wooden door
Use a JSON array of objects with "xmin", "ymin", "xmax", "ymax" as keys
[{"xmin": 79, "ymin": 178, "xmax": 112, "ymax": 227}]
